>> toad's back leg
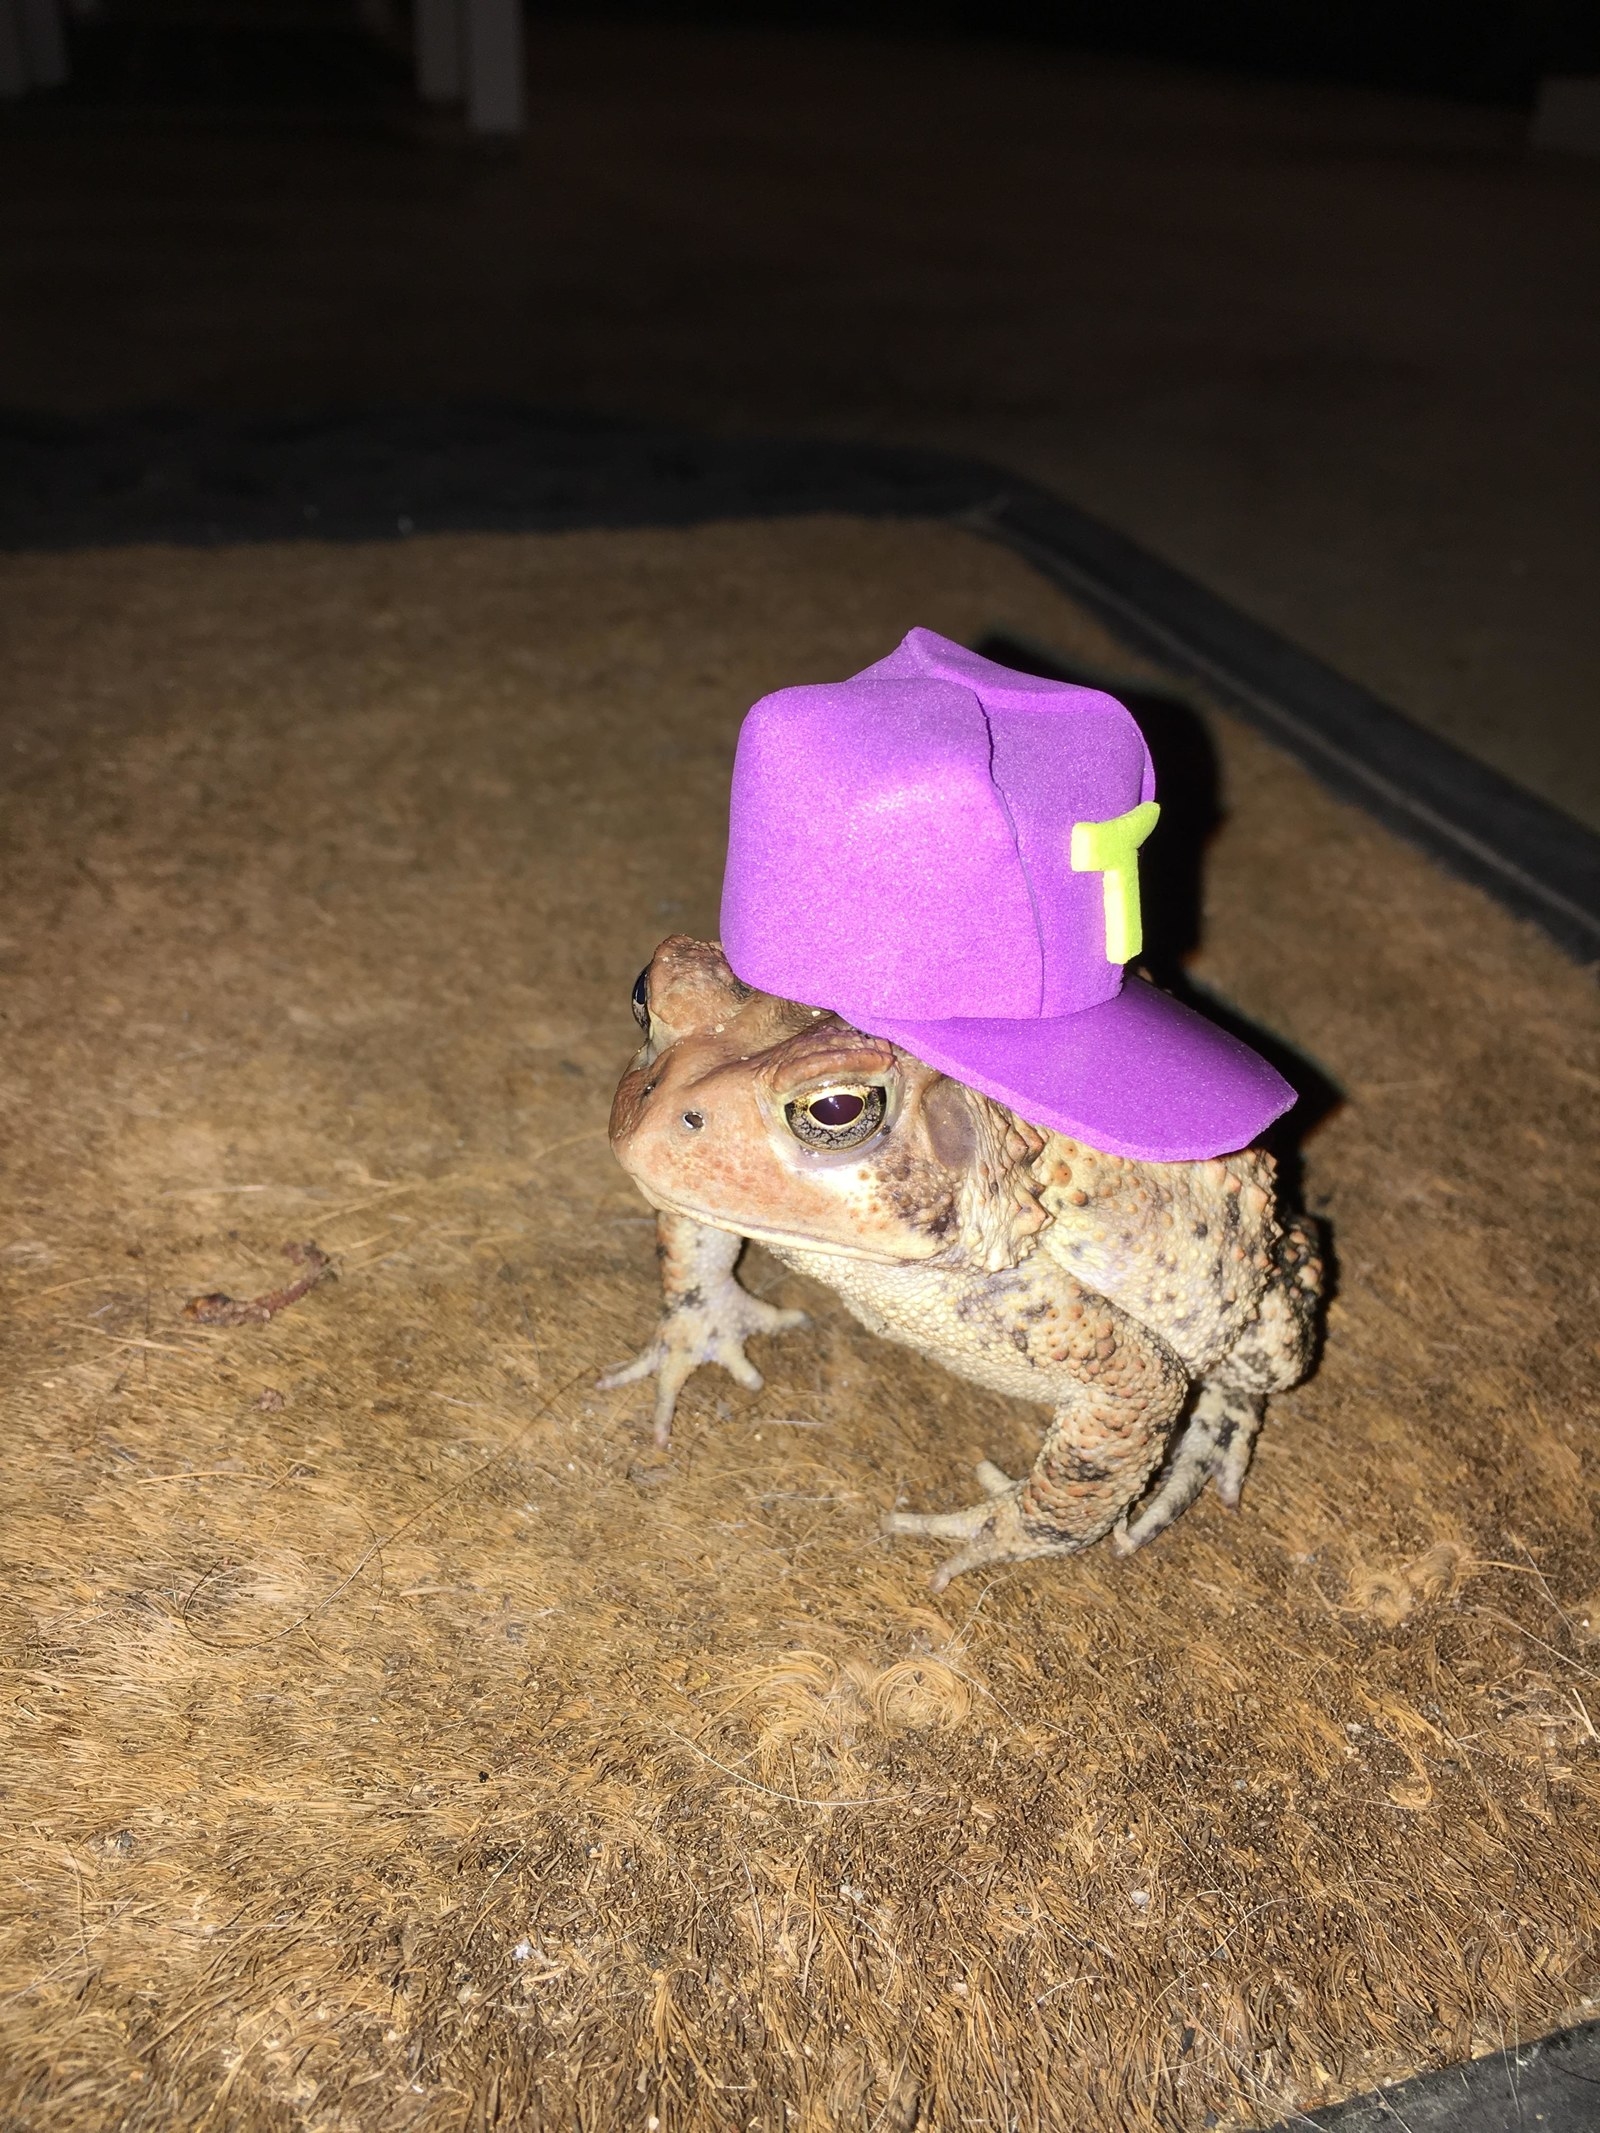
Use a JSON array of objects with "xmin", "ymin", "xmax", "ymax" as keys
[
  {"xmin": 885, "ymin": 1277, "xmax": 1190, "ymax": 1590},
  {"xmin": 1117, "ymin": 1213, "xmax": 1325, "ymax": 1553}
]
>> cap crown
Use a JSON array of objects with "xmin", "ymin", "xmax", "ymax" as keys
[{"xmin": 720, "ymin": 629, "xmax": 1156, "ymax": 1022}]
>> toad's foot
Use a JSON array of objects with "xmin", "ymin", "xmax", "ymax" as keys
[
  {"xmin": 599, "ymin": 1285, "xmax": 807, "ymax": 1448},
  {"xmin": 885, "ymin": 1463, "xmax": 1083, "ymax": 1593},
  {"xmin": 1112, "ymin": 1383, "xmax": 1265, "ymax": 1554}
]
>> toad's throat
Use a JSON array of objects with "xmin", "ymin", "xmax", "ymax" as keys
[{"xmin": 631, "ymin": 1185, "xmax": 928, "ymax": 1266}]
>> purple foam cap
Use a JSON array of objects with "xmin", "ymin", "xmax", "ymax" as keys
[{"xmin": 719, "ymin": 627, "xmax": 1295, "ymax": 1162}]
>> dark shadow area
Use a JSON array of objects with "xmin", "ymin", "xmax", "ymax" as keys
[
  {"xmin": 50, "ymin": 2, "xmax": 410, "ymax": 110},
  {"xmin": 541, "ymin": 0, "xmax": 1600, "ymax": 106},
  {"xmin": 973, "ymin": 627, "xmax": 1345, "ymax": 1202},
  {"xmin": 0, "ymin": 404, "xmax": 993, "ymax": 549},
  {"xmin": 13, "ymin": 0, "xmax": 1595, "ymax": 109},
  {"xmin": 9, "ymin": 0, "xmax": 1597, "ymax": 106},
  {"xmin": 1262, "ymin": 2017, "xmax": 1600, "ymax": 2131}
]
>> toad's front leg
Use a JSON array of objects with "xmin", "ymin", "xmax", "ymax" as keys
[
  {"xmin": 600, "ymin": 1209, "xmax": 808, "ymax": 1446},
  {"xmin": 886, "ymin": 1291, "xmax": 1188, "ymax": 1590}
]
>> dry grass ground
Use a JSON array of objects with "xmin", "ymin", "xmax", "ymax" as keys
[{"xmin": 1, "ymin": 517, "xmax": 1596, "ymax": 2131}]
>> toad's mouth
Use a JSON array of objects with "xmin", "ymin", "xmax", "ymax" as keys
[{"xmin": 631, "ymin": 1183, "xmax": 918, "ymax": 1266}]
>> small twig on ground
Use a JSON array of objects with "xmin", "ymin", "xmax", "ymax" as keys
[{"xmin": 184, "ymin": 1242, "xmax": 334, "ymax": 1326}]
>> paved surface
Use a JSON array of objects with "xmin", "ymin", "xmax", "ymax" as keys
[{"xmin": 2, "ymin": 24, "xmax": 1597, "ymax": 821}]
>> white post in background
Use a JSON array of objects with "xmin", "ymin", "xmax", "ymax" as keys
[
  {"xmin": 1, "ymin": 0, "xmax": 69, "ymax": 93},
  {"xmin": 414, "ymin": 0, "xmax": 462, "ymax": 103},
  {"xmin": 18, "ymin": 0, "xmax": 67, "ymax": 85},
  {"xmin": 0, "ymin": 0, "xmax": 28, "ymax": 98},
  {"xmin": 464, "ymin": 0, "xmax": 522, "ymax": 135}
]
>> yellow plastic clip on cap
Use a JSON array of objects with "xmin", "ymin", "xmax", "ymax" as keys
[{"xmin": 1070, "ymin": 801, "xmax": 1161, "ymax": 964}]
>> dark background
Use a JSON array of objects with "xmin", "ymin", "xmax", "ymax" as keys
[
  {"xmin": 5, "ymin": 0, "xmax": 1599, "ymax": 825},
  {"xmin": 540, "ymin": 0, "xmax": 1600, "ymax": 105},
  {"xmin": 53, "ymin": 0, "xmax": 1600, "ymax": 107}
]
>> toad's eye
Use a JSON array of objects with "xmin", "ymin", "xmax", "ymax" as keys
[
  {"xmin": 783, "ymin": 1084, "xmax": 886, "ymax": 1150},
  {"xmin": 630, "ymin": 967, "xmax": 651, "ymax": 1031}
]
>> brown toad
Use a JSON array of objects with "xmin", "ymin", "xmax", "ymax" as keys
[{"xmin": 604, "ymin": 936, "xmax": 1323, "ymax": 1589}]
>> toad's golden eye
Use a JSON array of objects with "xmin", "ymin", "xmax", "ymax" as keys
[{"xmin": 783, "ymin": 1084, "xmax": 886, "ymax": 1150}]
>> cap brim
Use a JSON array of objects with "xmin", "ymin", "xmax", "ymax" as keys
[{"xmin": 847, "ymin": 979, "xmax": 1296, "ymax": 1163}]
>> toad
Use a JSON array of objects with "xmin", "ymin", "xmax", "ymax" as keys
[{"xmin": 604, "ymin": 935, "xmax": 1323, "ymax": 1590}]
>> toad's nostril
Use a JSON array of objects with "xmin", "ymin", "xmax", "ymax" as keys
[{"xmin": 680, "ymin": 1110, "xmax": 705, "ymax": 1132}]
